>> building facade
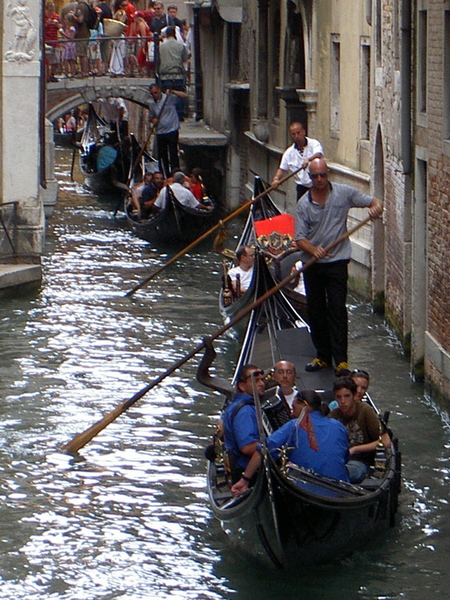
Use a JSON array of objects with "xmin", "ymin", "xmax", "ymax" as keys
[{"xmin": 195, "ymin": 0, "xmax": 450, "ymax": 407}]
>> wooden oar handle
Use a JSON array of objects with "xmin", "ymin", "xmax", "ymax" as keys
[
  {"xmin": 125, "ymin": 166, "xmax": 305, "ymax": 297},
  {"xmin": 63, "ymin": 213, "xmax": 373, "ymax": 454}
]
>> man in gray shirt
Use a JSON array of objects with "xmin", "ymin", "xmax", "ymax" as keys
[
  {"xmin": 158, "ymin": 26, "xmax": 189, "ymax": 119},
  {"xmin": 294, "ymin": 158, "xmax": 383, "ymax": 375},
  {"xmin": 148, "ymin": 83, "xmax": 188, "ymax": 177}
]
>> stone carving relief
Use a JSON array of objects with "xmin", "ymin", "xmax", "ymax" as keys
[{"xmin": 5, "ymin": 0, "xmax": 37, "ymax": 62}]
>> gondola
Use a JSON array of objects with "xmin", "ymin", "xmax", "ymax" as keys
[
  {"xmin": 79, "ymin": 104, "xmax": 157, "ymax": 197},
  {"xmin": 199, "ymin": 253, "xmax": 401, "ymax": 568},
  {"xmin": 219, "ymin": 177, "xmax": 307, "ymax": 333},
  {"xmin": 124, "ymin": 184, "xmax": 220, "ymax": 247}
]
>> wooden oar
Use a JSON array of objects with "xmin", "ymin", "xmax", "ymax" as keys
[
  {"xmin": 124, "ymin": 166, "xmax": 304, "ymax": 297},
  {"xmin": 251, "ymin": 373, "xmax": 284, "ymax": 567},
  {"xmin": 70, "ymin": 143, "xmax": 77, "ymax": 182},
  {"xmin": 62, "ymin": 215, "xmax": 372, "ymax": 454},
  {"xmin": 113, "ymin": 127, "xmax": 155, "ymax": 217}
]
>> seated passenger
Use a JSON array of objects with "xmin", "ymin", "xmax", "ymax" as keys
[
  {"xmin": 139, "ymin": 171, "xmax": 165, "ymax": 219},
  {"xmin": 223, "ymin": 364, "xmax": 265, "ymax": 480},
  {"xmin": 231, "ymin": 390, "xmax": 350, "ymax": 495},
  {"xmin": 128, "ymin": 172, "xmax": 152, "ymax": 215},
  {"xmin": 227, "ymin": 245, "xmax": 255, "ymax": 296},
  {"xmin": 328, "ymin": 377, "xmax": 382, "ymax": 483},
  {"xmin": 189, "ymin": 168, "xmax": 207, "ymax": 200},
  {"xmin": 272, "ymin": 360, "xmax": 298, "ymax": 410},
  {"xmin": 96, "ymin": 135, "xmax": 118, "ymax": 172},
  {"xmin": 351, "ymin": 368, "xmax": 391, "ymax": 449},
  {"xmin": 153, "ymin": 171, "xmax": 212, "ymax": 211}
]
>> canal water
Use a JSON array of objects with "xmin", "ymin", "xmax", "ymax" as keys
[{"xmin": 0, "ymin": 146, "xmax": 449, "ymax": 599}]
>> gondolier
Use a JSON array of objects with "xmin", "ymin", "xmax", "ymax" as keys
[
  {"xmin": 271, "ymin": 122, "xmax": 324, "ymax": 200},
  {"xmin": 148, "ymin": 83, "xmax": 188, "ymax": 178},
  {"xmin": 295, "ymin": 157, "xmax": 383, "ymax": 375}
]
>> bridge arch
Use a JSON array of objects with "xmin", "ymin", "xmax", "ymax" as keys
[{"xmin": 46, "ymin": 77, "xmax": 154, "ymax": 122}]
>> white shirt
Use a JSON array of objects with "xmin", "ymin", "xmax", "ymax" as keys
[
  {"xmin": 227, "ymin": 265, "xmax": 254, "ymax": 293},
  {"xmin": 155, "ymin": 182, "xmax": 199, "ymax": 209},
  {"xmin": 292, "ymin": 260, "xmax": 306, "ymax": 295},
  {"xmin": 279, "ymin": 137, "xmax": 323, "ymax": 187},
  {"xmin": 283, "ymin": 388, "xmax": 298, "ymax": 409}
]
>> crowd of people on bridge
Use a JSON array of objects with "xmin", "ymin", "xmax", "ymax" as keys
[{"xmin": 44, "ymin": 1, "xmax": 191, "ymax": 84}]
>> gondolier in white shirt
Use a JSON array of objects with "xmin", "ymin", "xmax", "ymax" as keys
[{"xmin": 271, "ymin": 122, "xmax": 324, "ymax": 200}]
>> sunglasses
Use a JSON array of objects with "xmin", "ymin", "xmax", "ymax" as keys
[
  {"xmin": 310, "ymin": 172, "xmax": 328, "ymax": 179},
  {"xmin": 240, "ymin": 369, "xmax": 264, "ymax": 381},
  {"xmin": 351, "ymin": 369, "xmax": 370, "ymax": 378}
]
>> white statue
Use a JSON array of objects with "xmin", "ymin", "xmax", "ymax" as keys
[{"xmin": 5, "ymin": 0, "xmax": 37, "ymax": 62}]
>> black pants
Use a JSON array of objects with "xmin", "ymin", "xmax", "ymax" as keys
[
  {"xmin": 303, "ymin": 260, "xmax": 349, "ymax": 366},
  {"xmin": 156, "ymin": 130, "xmax": 180, "ymax": 178}
]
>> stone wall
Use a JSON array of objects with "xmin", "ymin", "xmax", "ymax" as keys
[
  {"xmin": 421, "ymin": 1, "xmax": 450, "ymax": 406},
  {"xmin": 1, "ymin": 1, "xmax": 45, "ymax": 262}
]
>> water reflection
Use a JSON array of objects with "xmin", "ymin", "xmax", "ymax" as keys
[{"xmin": 0, "ymin": 146, "xmax": 449, "ymax": 599}]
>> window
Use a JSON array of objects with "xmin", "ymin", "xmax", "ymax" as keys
[
  {"xmin": 444, "ymin": 10, "xmax": 450, "ymax": 138},
  {"xmin": 375, "ymin": 0, "xmax": 382, "ymax": 67},
  {"xmin": 330, "ymin": 34, "xmax": 340, "ymax": 135},
  {"xmin": 271, "ymin": 7, "xmax": 281, "ymax": 119},
  {"xmin": 360, "ymin": 38, "xmax": 371, "ymax": 140},
  {"xmin": 417, "ymin": 10, "xmax": 427, "ymax": 114}
]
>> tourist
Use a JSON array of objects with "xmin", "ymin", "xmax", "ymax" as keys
[
  {"xmin": 351, "ymin": 369, "xmax": 392, "ymax": 449},
  {"xmin": 272, "ymin": 360, "xmax": 297, "ymax": 409},
  {"xmin": 73, "ymin": 1, "xmax": 91, "ymax": 76},
  {"xmin": 231, "ymin": 389, "xmax": 350, "ymax": 495},
  {"xmin": 96, "ymin": 134, "xmax": 118, "ymax": 172},
  {"xmin": 223, "ymin": 365, "xmax": 266, "ymax": 481},
  {"xmin": 295, "ymin": 157, "xmax": 383, "ymax": 375},
  {"xmin": 227, "ymin": 245, "xmax": 255, "ymax": 296},
  {"xmin": 139, "ymin": 171, "xmax": 165, "ymax": 218},
  {"xmin": 150, "ymin": 2, "xmax": 175, "ymax": 35},
  {"xmin": 271, "ymin": 122, "xmax": 324, "ymax": 200},
  {"xmin": 152, "ymin": 171, "xmax": 212, "ymax": 212},
  {"xmin": 44, "ymin": 2, "xmax": 61, "ymax": 82},
  {"xmin": 59, "ymin": 13, "xmax": 77, "ymax": 78},
  {"xmin": 158, "ymin": 26, "xmax": 189, "ymax": 119},
  {"xmin": 328, "ymin": 377, "xmax": 381, "ymax": 483}
]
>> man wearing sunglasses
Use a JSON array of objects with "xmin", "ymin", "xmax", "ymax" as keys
[
  {"xmin": 295, "ymin": 158, "xmax": 383, "ymax": 376},
  {"xmin": 222, "ymin": 365, "xmax": 266, "ymax": 481}
]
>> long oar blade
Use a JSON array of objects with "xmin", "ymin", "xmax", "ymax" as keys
[
  {"xmin": 124, "ymin": 167, "xmax": 304, "ymax": 297},
  {"xmin": 62, "ymin": 215, "xmax": 372, "ymax": 454}
]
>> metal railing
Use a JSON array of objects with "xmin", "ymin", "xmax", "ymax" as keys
[{"xmin": 45, "ymin": 35, "xmax": 191, "ymax": 83}]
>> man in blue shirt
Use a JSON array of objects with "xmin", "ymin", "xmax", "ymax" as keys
[
  {"xmin": 223, "ymin": 365, "xmax": 265, "ymax": 478},
  {"xmin": 96, "ymin": 136, "xmax": 118, "ymax": 172},
  {"xmin": 148, "ymin": 83, "xmax": 188, "ymax": 177},
  {"xmin": 231, "ymin": 390, "xmax": 350, "ymax": 495}
]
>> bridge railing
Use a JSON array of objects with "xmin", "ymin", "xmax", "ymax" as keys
[{"xmin": 45, "ymin": 35, "xmax": 191, "ymax": 86}]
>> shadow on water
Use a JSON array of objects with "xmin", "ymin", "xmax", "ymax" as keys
[{"xmin": 0, "ymin": 146, "xmax": 449, "ymax": 599}]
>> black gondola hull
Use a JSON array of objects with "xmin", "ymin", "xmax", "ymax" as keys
[
  {"xmin": 126, "ymin": 197, "xmax": 220, "ymax": 247},
  {"xmin": 204, "ymin": 252, "xmax": 400, "ymax": 569}
]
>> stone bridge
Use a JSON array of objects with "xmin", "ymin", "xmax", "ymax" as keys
[{"xmin": 46, "ymin": 75, "xmax": 155, "ymax": 122}]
